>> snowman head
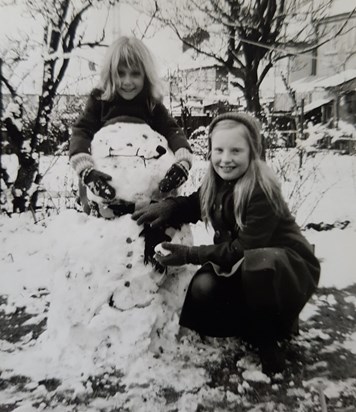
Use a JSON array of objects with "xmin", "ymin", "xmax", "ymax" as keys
[{"xmin": 90, "ymin": 117, "xmax": 176, "ymax": 205}]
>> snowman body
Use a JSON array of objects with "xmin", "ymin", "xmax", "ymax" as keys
[{"xmin": 42, "ymin": 119, "xmax": 194, "ymax": 373}]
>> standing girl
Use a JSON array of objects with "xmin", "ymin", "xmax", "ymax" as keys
[
  {"xmin": 132, "ymin": 112, "xmax": 320, "ymax": 374},
  {"xmin": 69, "ymin": 36, "xmax": 193, "ymax": 211}
]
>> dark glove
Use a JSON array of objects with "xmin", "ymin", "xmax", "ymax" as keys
[
  {"xmin": 81, "ymin": 168, "xmax": 116, "ymax": 201},
  {"xmin": 139, "ymin": 224, "xmax": 171, "ymax": 273},
  {"xmin": 108, "ymin": 201, "xmax": 135, "ymax": 217},
  {"xmin": 132, "ymin": 199, "xmax": 176, "ymax": 228},
  {"xmin": 155, "ymin": 242, "xmax": 200, "ymax": 267},
  {"xmin": 159, "ymin": 162, "xmax": 189, "ymax": 193}
]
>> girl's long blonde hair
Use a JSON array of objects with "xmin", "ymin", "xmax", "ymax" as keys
[
  {"xmin": 97, "ymin": 36, "xmax": 164, "ymax": 111},
  {"xmin": 200, "ymin": 119, "xmax": 289, "ymax": 229}
]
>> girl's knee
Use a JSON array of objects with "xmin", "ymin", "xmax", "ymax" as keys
[{"xmin": 190, "ymin": 271, "xmax": 218, "ymax": 303}]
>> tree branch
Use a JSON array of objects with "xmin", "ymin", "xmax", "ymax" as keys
[{"xmin": 0, "ymin": 73, "xmax": 17, "ymax": 98}]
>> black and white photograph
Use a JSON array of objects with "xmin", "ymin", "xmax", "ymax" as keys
[{"xmin": 0, "ymin": 0, "xmax": 355, "ymax": 410}]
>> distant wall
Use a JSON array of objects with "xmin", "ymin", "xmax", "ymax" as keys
[{"xmin": 316, "ymin": 14, "xmax": 356, "ymax": 77}]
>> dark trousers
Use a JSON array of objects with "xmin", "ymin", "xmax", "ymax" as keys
[{"xmin": 179, "ymin": 263, "xmax": 299, "ymax": 342}]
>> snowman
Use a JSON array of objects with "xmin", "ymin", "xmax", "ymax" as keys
[
  {"xmin": 40, "ymin": 118, "xmax": 194, "ymax": 374},
  {"xmin": 79, "ymin": 116, "xmax": 182, "ymax": 218}
]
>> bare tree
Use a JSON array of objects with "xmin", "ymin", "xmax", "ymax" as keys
[
  {"xmin": 0, "ymin": 0, "xmax": 119, "ymax": 214},
  {"xmin": 133, "ymin": 0, "xmax": 355, "ymax": 116}
]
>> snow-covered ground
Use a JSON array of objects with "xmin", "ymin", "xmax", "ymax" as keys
[{"xmin": 0, "ymin": 149, "xmax": 356, "ymax": 411}]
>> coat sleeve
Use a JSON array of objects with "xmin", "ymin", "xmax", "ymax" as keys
[
  {"xmin": 168, "ymin": 190, "xmax": 202, "ymax": 226},
  {"xmin": 69, "ymin": 91, "xmax": 102, "ymax": 157},
  {"xmin": 152, "ymin": 104, "xmax": 192, "ymax": 153},
  {"xmin": 193, "ymin": 188, "xmax": 280, "ymax": 272}
]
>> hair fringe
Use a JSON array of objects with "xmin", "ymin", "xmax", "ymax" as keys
[{"xmin": 96, "ymin": 36, "xmax": 164, "ymax": 112}]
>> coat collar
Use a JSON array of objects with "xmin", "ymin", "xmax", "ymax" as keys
[{"xmin": 216, "ymin": 176, "xmax": 237, "ymax": 192}]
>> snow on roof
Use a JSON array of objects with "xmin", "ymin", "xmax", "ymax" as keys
[
  {"xmin": 328, "ymin": 121, "xmax": 356, "ymax": 143},
  {"xmin": 290, "ymin": 76, "xmax": 323, "ymax": 93},
  {"xmin": 315, "ymin": 70, "xmax": 356, "ymax": 88},
  {"xmin": 291, "ymin": 70, "xmax": 356, "ymax": 93},
  {"xmin": 304, "ymin": 97, "xmax": 333, "ymax": 113},
  {"xmin": 303, "ymin": 133, "xmax": 324, "ymax": 147},
  {"xmin": 331, "ymin": 134, "xmax": 356, "ymax": 144},
  {"xmin": 203, "ymin": 93, "xmax": 241, "ymax": 106}
]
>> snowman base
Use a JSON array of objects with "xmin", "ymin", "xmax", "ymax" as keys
[
  {"xmin": 41, "ymin": 211, "xmax": 194, "ymax": 375},
  {"xmin": 41, "ymin": 119, "xmax": 195, "ymax": 375}
]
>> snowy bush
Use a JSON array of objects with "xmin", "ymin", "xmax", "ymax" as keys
[{"xmin": 189, "ymin": 125, "xmax": 209, "ymax": 160}]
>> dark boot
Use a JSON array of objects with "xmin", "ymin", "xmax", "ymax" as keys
[{"xmin": 258, "ymin": 339, "xmax": 286, "ymax": 375}]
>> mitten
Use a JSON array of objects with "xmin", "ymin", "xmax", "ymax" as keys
[
  {"xmin": 139, "ymin": 224, "xmax": 171, "ymax": 273},
  {"xmin": 108, "ymin": 201, "xmax": 135, "ymax": 217},
  {"xmin": 81, "ymin": 167, "xmax": 116, "ymax": 201},
  {"xmin": 159, "ymin": 162, "xmax": 189, "ymax": 193},
  {"xmin": 154, "ymin": 242, "xmax": 200, "ymax": 267},
  {"xmin": 132, "ymin": 199, "xmax": 176, "ymax": 228}
]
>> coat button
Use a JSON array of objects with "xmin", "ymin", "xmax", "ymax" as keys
[{"xmin": 215, "ymin": 230, "xmax": 220, "ymax": 238}]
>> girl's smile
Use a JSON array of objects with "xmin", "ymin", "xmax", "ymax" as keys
[
  {"xmin": 117, "ymin": 66, "xmax": 145, "ymax": 100},
  {"xmin": 211, "ymin": 125, "xmax": 250, "ymax": 181}
]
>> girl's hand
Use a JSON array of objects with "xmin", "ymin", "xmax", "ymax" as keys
[
  {"xmin": 155, "ymin": 242, "xmax": 199, "ymax": 266},
  {"xmin": 81, "ymin": 168, "xmax": 116, "ymax": 201},
  {"xmin": 132, "ymin": 200, "xmax": 175, "ymax": 228}
]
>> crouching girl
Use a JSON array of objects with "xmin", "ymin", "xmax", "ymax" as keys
[{"xmin": 132, "ymin": 112, "xmax": 320, "ymax": 374}]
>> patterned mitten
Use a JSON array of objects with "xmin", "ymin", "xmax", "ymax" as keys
[
  {"xmin": 159, "ymin": 162, "xmax": 189, "ymax": 193},
  {"xmin": 81, "ymin": 167, "xmax": 116, "ymax": 201}
]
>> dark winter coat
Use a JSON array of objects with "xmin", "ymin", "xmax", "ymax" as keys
[
  {"xmin": 168, "ymin": 178, "xmax": 320, "ymax": 331},
  {"xmin": 69, "ymin": 88, "xmax": 191, "ymax": 158}
]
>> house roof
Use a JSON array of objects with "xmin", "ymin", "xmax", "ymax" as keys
[
  {"xmin": 291, "ymin": 70, "xmax": 356, "ymax": 93},
  {"xmin": 291, "ymin": 76, "xmax": 322, "ymax": 93},
  {"xmin": 303, "ymin": 97, "xmax": 333, "ymax": 113},
  {"xmin": 315, "ymin": 70, "xmax": 356, "ymax": 88},
  {"xmin": 331, "ymin": 135, "xmax": 356, "ymax": 144}
]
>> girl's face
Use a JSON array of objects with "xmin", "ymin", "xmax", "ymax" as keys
[
  {"xmin": 116, "ymin": 65, "xmax": 145, "ymax": 100},
  {"xmin": 211, "ymin": 124, "xmax": 251, "ymax": 181}
]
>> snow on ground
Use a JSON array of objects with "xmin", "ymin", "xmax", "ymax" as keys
[{"xmin": 0, "ymin": 149, "xmax": 356, "ymax": 411}]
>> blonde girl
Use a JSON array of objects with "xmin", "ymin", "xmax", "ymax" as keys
[
  {"xmin": 69, "ymin": 36, "xmax": 192, "ymax": 214},
  {"xmin": 133, "ymin": 112, "xmax": 320, "ymax": 375}
]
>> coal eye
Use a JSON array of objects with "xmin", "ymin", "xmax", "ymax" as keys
[{"xmin": 156, "ymin": 145, "xmax": 166, "ymax": 155}]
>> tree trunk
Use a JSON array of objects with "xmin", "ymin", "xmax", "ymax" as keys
[
  {"xmin": 244, "ymin": 67, "xmax": 262, "ymax": 115},
  {"xmin": 33, "ymin": 59, "xmax": 56, "ymax": 147},
  {"xmin": 243, "ymin": 67, "xmax": 266, "ymax": 158},
  {"xmin": 4, "ymin": 115, "xmax": 40, "ymax": 213}
]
